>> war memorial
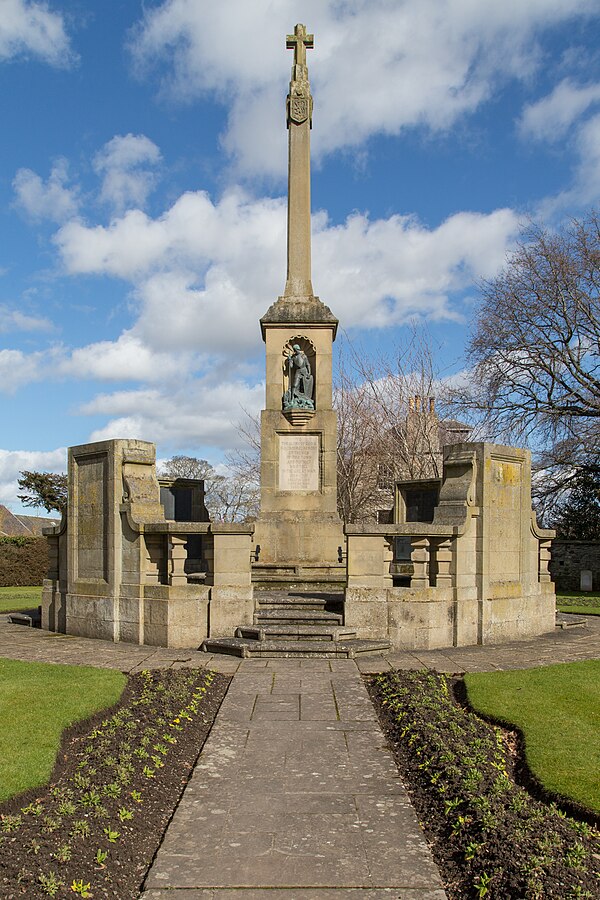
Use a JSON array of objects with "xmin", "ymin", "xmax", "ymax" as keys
[{"xmin": 42, "ymin": 25, "xmax": 556, "ymax": 657}]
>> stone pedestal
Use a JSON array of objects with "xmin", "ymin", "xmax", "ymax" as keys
[{"xmin": 254, "ymin": 314, "xmax": 343, "ymax": 568}]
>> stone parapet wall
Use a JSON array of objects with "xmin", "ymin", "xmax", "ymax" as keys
[
  {"xmin": 42, "ymin": 439, "xmax": 255, "ymax": 649},
  {"xmin": 550, "ymin": 540, "xmax": 600, "ymax": 591},
  {"xmin": 344, "ymin": 442, "xmax": 556, "ymax": 649}
]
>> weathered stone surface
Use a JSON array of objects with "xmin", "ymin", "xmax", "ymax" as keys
[
  {"xmin": 142, "ymin": 659, "xmax": 445, "ymax": 895},
  {"xmin": 344, "ymin": 442, "xmax": 557, "ymax": 650}
]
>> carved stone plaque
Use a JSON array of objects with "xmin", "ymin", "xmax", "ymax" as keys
[
  {"xmin": 279, "ymin": 434, "xmax": 319, "ymax": 491},
  {"xmin": 290, "ymin": 95, "xmax": 309, "ymax": 123}
]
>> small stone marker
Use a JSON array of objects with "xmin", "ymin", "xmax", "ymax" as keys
[{"xmin": 580, "ymin": 569, "xmax": 593, "ymax": 591}]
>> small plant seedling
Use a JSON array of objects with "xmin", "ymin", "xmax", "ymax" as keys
[
  {"xmin": 118, "ymin": 807, "xmax": 133, "ymax": 822},
  {"xmin": 102, "ymin": 782, "xmax": 122, "ymax": 798},
  {"xmin": 103, "ymin": 827, "xmax": 120, "ymax": 843},
  {"xmin": 70, "ymin": 820, "xmax": 91, "ymax": 839},
  {"xmin": 52, "ymin": 844, "xmax": 72, "ymax": 863},
  {"xmin": 21, "ymin": 801, "xmax": 44, "ymax": 816},
  {"xmin": 58, "ymin": 800, "xmax": 77, "ymax": 816},
  {"xmin": 71, "ymin": 879, "xmax": 93, "ymax": 897},
  {"xmin": 1, "ymin": 814, "xmax": 23, "ymax": 832},
  {"xmin": 80, "ymin": 790, "xmax": 102, "ymax": 808},
  {"xmin": 38, "ymin": 870, "xmax": 64, "ymax": 896},
  {"xmin": 42, "ymin": 816, "xmax": 62, "ymax": 834},
  {"xmin": 473, "ymin": 871, "xmax": 492, "ymax": 898},
  {"xmin": 565, "ymin": 842, "xmax": 586, "ymax": 869},
  {"xmin": 94, "ymin": 848, "xmax": 108, "ymax": 868}
]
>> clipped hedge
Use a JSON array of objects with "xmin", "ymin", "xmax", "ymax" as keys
[{"xmin": 0, "ymin": 537, "xmax": 49, "ymax": 587}]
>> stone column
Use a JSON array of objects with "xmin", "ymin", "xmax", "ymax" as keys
[
  {"xmin": 433, "ymin": 537, "xmax": 453, "ymax": 588},
  {"xmin": 410, "ymin": 537, "xmax": 430, "ymax": 589},
  {"xmin": 539, "ymin": 540, "xmax": 552, "ymax": 584},
  {"xmin": 284, "ymin": 23, "xmax": 314, "ymax": 298},
  {"xmin": 168, "ymin": 535, "xmax": 188, "ymax": 586}
]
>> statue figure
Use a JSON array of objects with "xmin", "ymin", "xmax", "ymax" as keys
[{"xmin": 283, "ymin": 344, "xmax": 315, "ymax": 410}]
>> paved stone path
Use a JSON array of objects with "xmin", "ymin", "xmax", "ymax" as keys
[
  {"xmin": 1, "ymin": 612, "xmax": 599, "ymax": 675},
  {"xmin": 3, "ymin": 614, "xmax": 600, "ymax": 898},
  {"xmin": 140, "ymin": 658, "xmax": 446, "ymax": 899}
]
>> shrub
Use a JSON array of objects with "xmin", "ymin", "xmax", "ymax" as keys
[{"xmin": 0, "ymin": 537, "xmax": 49, "ymax": 586}]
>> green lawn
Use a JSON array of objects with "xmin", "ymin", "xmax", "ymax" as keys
[
  {"xmin": 465, "ymin": 660, "xmax": 600, "ymax": 814},
  {"xmin": 0, "ymin": 658, "xmax": 126, "ymax": 802},
  {"xmin": 0, "ymin": 585, "xmax": 43, "ymax": 613},
  {"xmin": 556, "ymin": 590, "xmax": 600, "ymax": 616}
]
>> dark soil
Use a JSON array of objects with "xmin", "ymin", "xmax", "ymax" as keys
[
  {"xmin": 0, "ymin": 668, "xmax": 230, "ymax": 899},
  {"xmin": 368, "ymin": 669, "xmax": 600, "ymax": 900}
]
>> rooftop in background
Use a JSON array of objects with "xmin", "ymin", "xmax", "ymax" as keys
[{"xmin": 0, "ymin": 506, "xmax": 60, "ymax": 537}]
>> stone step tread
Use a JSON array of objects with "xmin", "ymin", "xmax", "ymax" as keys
[
  {"xmin": 201, "ymin": 637, "xmax": 391, "ymax": 659},
  {"xmin": 236, "ymin": 625, "xmax": 358, "ymax": 641},
  {"xmin": 255, "ymin": 594, "xmax": 343, "ymax": 608},
  {"xmin": 255, "ymin": 609, "xmax": 343, "ymax": 625}
]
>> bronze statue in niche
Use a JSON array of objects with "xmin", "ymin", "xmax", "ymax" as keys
[{"xmin": 282, "ymin": 338, "xmax": 315, "ymax": 410}]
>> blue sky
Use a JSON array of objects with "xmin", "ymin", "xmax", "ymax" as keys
[{"xmin": 1, "ymin": 0, "xmax": 600, "ymax": 512}]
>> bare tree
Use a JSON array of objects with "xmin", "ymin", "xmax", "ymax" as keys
[
  {"xmin": 159, "ymin": 455, "xmax": 215, "ymax": 481},
  {"xmin": 208, "ymin": 474, "xmax": 260, "ymax": 523},
  {"xmin": 335, "ymin": 329, "xmax": 450, "ymax": 523},
  {"xmin": 159, "ymin": 454, "xmax": 258, "ymax": 523},
  {"xmin": 449, "ymin": 212, "xmax": 600, "ymax": 516},
  {"xmin": 229, "ymin": 329, "xmax": 458, "ymax": 524}
]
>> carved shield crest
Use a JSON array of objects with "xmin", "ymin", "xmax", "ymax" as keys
[{"xmin": 290, "ymin": 96, "xmax": 309, "ymax": 124}]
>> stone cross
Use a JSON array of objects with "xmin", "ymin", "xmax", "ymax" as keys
[
  {"xmin": 283, "ymin": 24, "xmax": 314, "ymax": 299},
  {"xmin": 286, "ymin": 24, "xmax": 314, "ymax": 68}
]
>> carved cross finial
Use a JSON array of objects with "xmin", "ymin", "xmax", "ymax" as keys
[{"xmin": 286, "ymin": 23, "xmax": 313, "ymax": 68}]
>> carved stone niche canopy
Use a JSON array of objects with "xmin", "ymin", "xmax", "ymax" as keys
[{"xmin": 282, "ymin": 334, "xmax": 316, "ymax": 425}]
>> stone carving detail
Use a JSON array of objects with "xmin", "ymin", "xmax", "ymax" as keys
[
  {"xmin": 288, "ymin": 90, "xmax": 311, "ymax": 125},
  {"xmin": 282, "ymin": 336, "xmax": 315, "ymax": 410}
]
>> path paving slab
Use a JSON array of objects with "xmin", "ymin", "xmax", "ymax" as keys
[
  {"xmin": 140, "ymin": 659, "xmax": 446, "ymax": 897},
  {"xmin": 3, "ymin": 615, "xmax": 600, "ymax": 897}
]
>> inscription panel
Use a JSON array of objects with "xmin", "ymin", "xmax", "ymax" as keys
[
  {"xmin": 75, "ymin": 454, "xmax": 108, "ymax": 582},
  {"xmin": 489, "ymin": 458, "xmax": 522, "ymax": 583},
  {"xmin": 279, "ymin": 434, "xmax": 320, "ymax": 492}
]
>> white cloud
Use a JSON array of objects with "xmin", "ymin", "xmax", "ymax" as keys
[
  {"xmin": 93, "ymin": 133, "xmax": 162, "ymax": 213},
  {"xmin": 0, "ymin": 0, "xmax": 75, "ymax": 66},
  {"xmin": 58, "ymin": 332, "xmax": 194, "ymax": 383},
  {"xmin": 314, "ymin": 207, "xmax": 520, "ymax": 329},
  {"xmin": 0, "ymin": 447, "xmax": 66, "ymax": 510},
  {"xmin": 537, "ymin": 110, "xmax": 600, "ymax": 217},
  {"xmin": 129, "ymin": 0, "xmax": 598, "ymax": 176},
  {"xmin": 519, "ymin": 79, "xmax": 600, "ymax": 142},
  {"xmin": 84, "ymin": 379, "xmax": 264, "ymax": 451},
  {"xmin": 573, "ymin": 112, "xmax": 600, "ymax": 196},
  {"xmin": 0, "ymin": 348, "xmax": 44, "ymax": 392},
  {"xmin": 13, "ymin": 158, "xmax": 79, "ymax": 222},
  {"xmin": 55, "ymin": 186, "xmax": 520, "ymax": 355},
  {"xmin": 0, "ymin": 306, "xmax": 54, "ymax": 332}
]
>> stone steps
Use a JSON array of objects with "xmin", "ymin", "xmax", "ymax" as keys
[
  {"xmin": 201, "ymin": 636, "xmax": 390, "ymax": 659},
  {"xmin": 255, "ymin": 607, "xmax": 344, "ymax": 626},
  {"xmin": 256, "ymin": 592, "xmax": 343, "ymax": 611},
  {"xmin": 236, "ymin": 624, "xmax": 359, "ymax": 642},
  {"xmin": 201, "ymin": 589, "xmax": 390, "ymax": 658}
]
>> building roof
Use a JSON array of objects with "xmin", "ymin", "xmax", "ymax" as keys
[{"xmin": 0, "ymin": 505, "xmax": 60, "ymax": 536}]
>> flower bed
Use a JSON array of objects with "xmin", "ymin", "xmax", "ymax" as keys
[
  {"xmin": 369, "ymin": 670, "xmax": 600, "ymax": 899},
  {"xmin": 0, "ymin": 668, "xmax": 229, "ymax": 899}
]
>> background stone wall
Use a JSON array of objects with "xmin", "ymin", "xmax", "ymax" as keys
[{"xmin": 550, "ymin": 540, "xmax": 600, "ymax": 591}]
